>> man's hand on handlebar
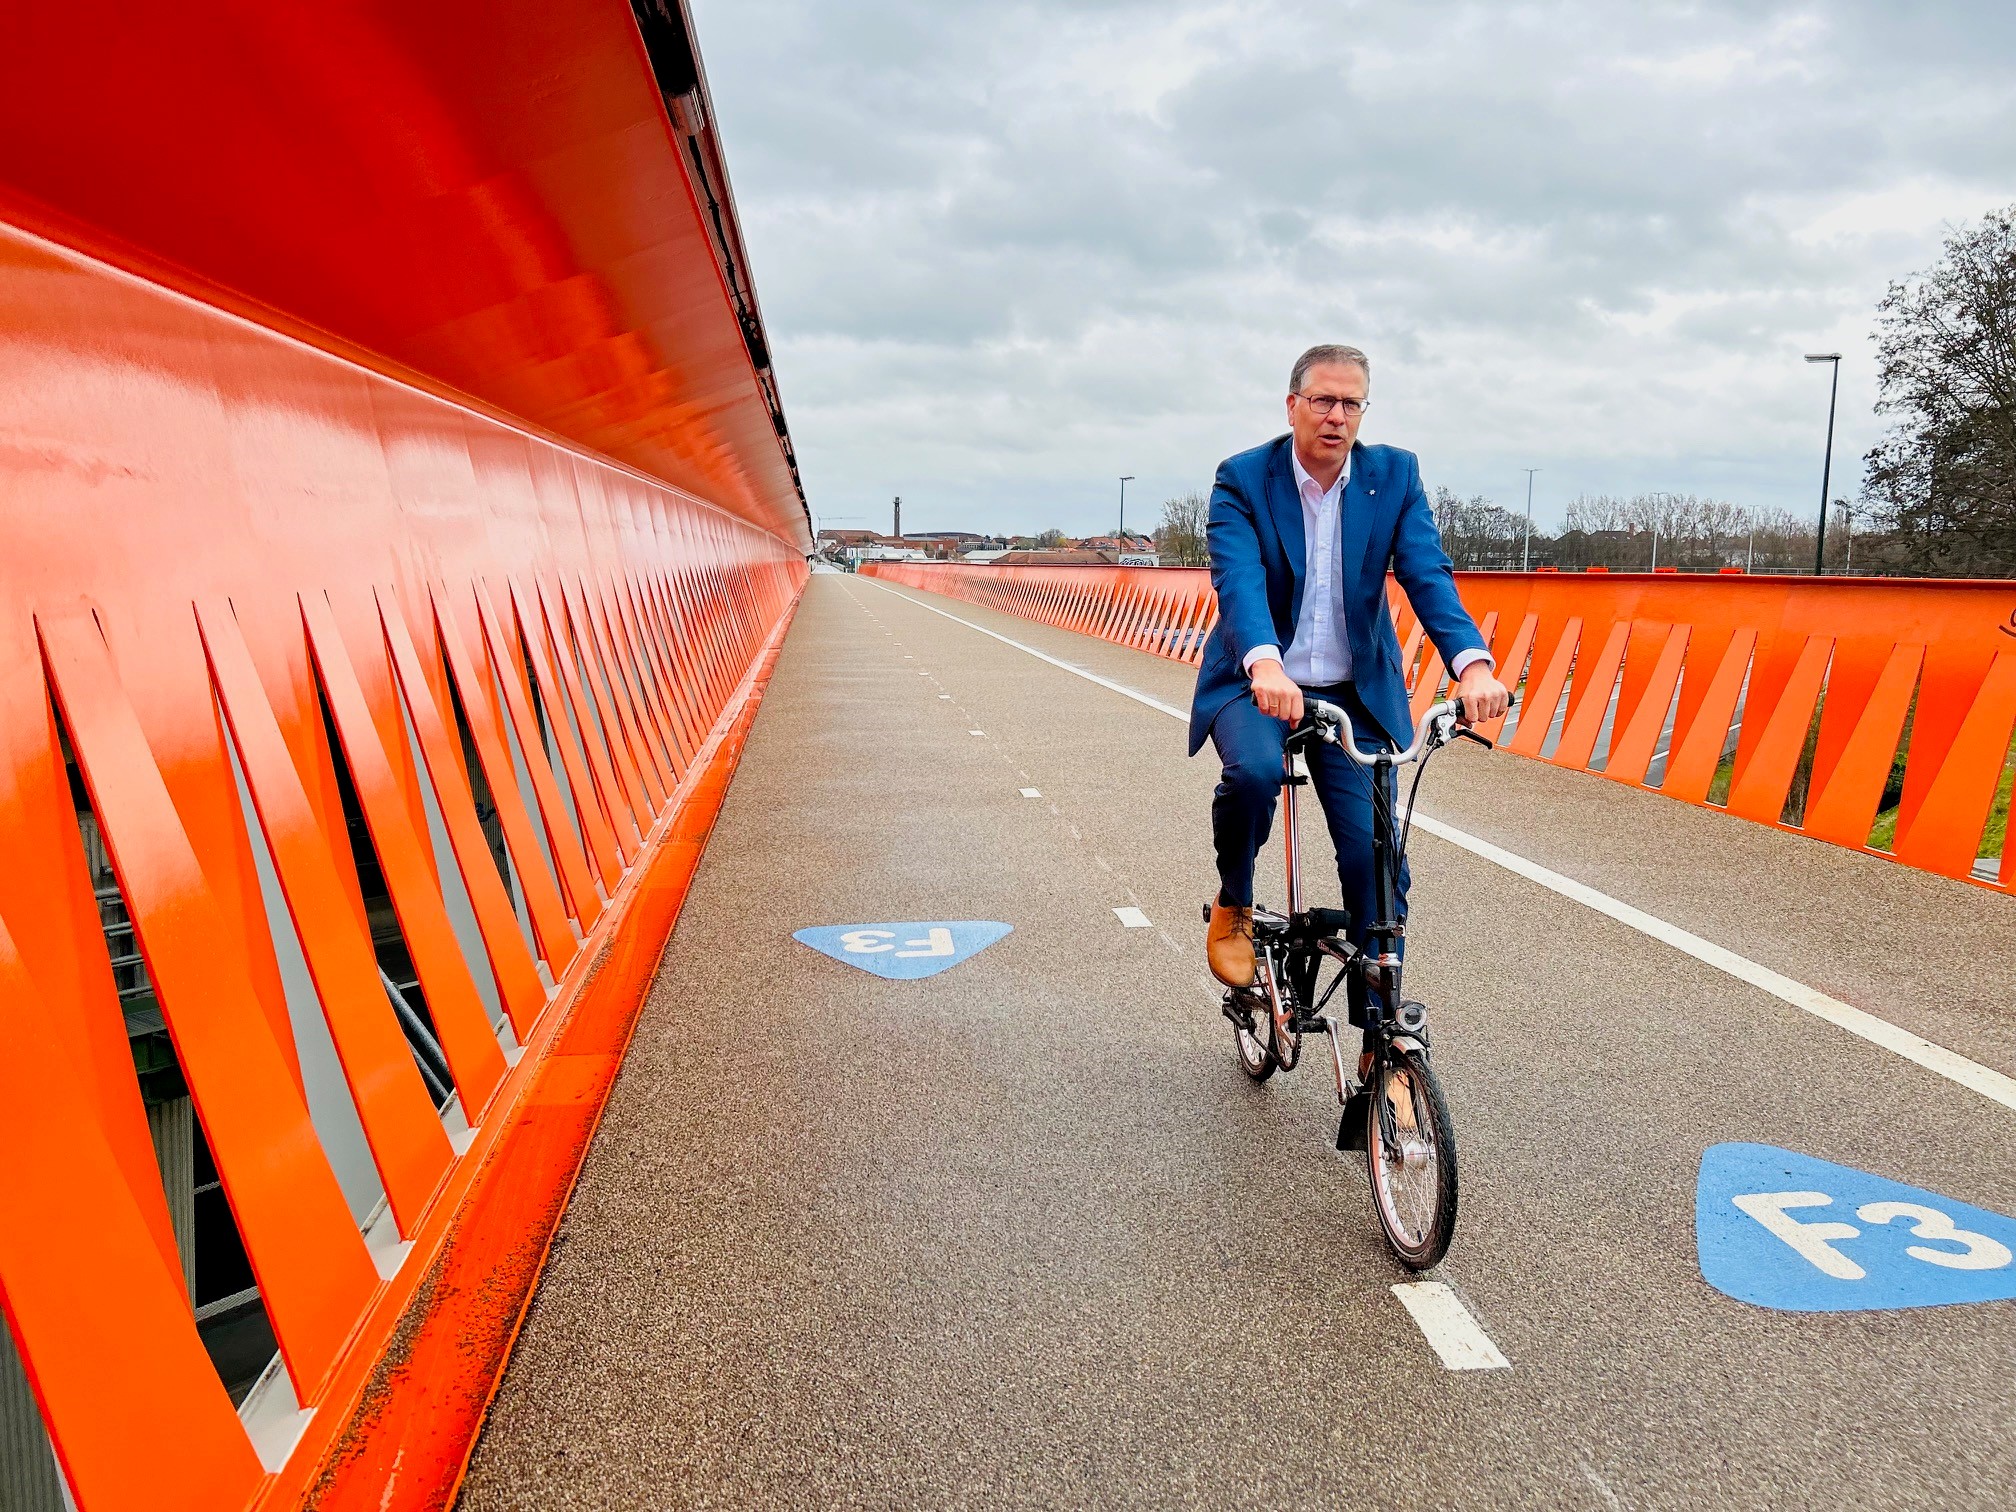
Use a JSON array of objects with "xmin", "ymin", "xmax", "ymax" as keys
[
  {"xmin": 1250, "ymin": 658, "xmax": 1303, "ymax": 725},
  {"xmin": 1453, "ymin": 662, "xmax": 1510, "ymax": 726}
]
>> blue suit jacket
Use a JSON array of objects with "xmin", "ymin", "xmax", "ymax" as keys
[{"xmin": 1187, "ymin": 435, "xmax": 1487, "ymax": 755}]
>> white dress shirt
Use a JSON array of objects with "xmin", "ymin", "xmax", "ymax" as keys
[{"xmin": 1243, "ymin": 448, "xmax": 1491, "ymax": 685}]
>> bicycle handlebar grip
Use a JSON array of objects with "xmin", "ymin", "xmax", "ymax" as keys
[
  {"xmin": 1308, "ymin": 698, "xmax": 1348, "ymax": 726},
  {"xmin": 1449, "ymin": 692, "xmax": 1517, "ymax": 723}
]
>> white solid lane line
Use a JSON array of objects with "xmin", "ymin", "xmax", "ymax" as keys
[
  {"xmin": 866, "ymin": 580, "xmax": 1188, "ymax": 720},
  {"xmin": 1401, "ymin": 810, "xmax": 2016, "ymax": 1115},
  {"xmin": 1391, "ymin": 1283, "xmax": 1511, "ymax": 1371},
  {"xmin": 865, "ymin": 578, "xmax": 2016, "ymax": 1116},
  {"xmin": 1020, "ymin": 788, "xmax": 1042, "ymax": 798},
  {"xmin": 1114, "ymin": 907, "xmax": 1153, "ymax": 928}
]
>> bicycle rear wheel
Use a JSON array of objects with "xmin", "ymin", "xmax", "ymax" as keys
[
  {"xmin": 1364, "ymin": 1045, "xmax": 1458, "ymax": 1269},
  {"xmin": 1227, "ymin": 990, "xmax": 1274, "ymax": 1081}
]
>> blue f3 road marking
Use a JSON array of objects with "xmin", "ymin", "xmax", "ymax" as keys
[
  {"xmin": 1697, "ymin": 1142, "xmax": 2016, "ymax": 1313},
  {"xmin": 792, "ymin": 921, "xmax": 1012, "ymax": 980}
]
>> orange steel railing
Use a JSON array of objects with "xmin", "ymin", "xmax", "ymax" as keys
[
  {"xmin": 0, "ymin": 216, "xmax": 806, "ymax": 1510},
  {"xmin": 861, "ymin": 562, "xmax": 2016, "ymax": 894},
  {"xmin": 864, "ymin": 562, "xmax": 1220, "ymax": 667}
]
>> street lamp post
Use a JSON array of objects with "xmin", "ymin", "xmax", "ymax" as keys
[
  {"xmin": 1805, "ymin": 353, "xmax": 1841, "ymax": 576},
  {"xmin": 1118, "ymin": 475, "xmax": 1134, "ymax": 539},
  {"xmin": 1520, "ymin": 468, "xmax": 1540, "ymax": 571},
  {"xmin": 1648, "ymin": 490, "xmax": 1676, "ymax": 571}
]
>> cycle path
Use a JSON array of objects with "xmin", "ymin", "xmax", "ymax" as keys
[{"xmin": 460, "ymin": 572, "xmax": 2016, "ymax": 1511}]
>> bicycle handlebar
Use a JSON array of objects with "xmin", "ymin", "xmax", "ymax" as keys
[{"xmin": 1294, "ymin": 696, "xmax": 1474, "ymax": 768}]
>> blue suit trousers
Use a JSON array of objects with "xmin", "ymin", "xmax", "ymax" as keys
[{"xmin": 1208, "ymin": 682, "xmax": 1408, "ymax": 952}]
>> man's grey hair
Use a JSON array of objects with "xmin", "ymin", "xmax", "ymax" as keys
[{"xmin": 1289, "ymin": 344, "xmax": 1371, "ymax": 394}]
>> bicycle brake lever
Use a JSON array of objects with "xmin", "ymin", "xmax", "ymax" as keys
[{"xmin": 1454, "ymin": 727, "xmax": 1495, "ymax": 750}]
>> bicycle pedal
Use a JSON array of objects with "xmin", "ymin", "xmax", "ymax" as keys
[{"xmin": 1336, "ymin": 1089, "xmax": 1370, "ymax": 1152}]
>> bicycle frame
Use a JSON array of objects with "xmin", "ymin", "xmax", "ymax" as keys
[{"xmin": 1257, "ymin": 699, "xmax": 1462, "ymax": 1099}]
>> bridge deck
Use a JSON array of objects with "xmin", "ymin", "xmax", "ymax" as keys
[{"xmin": 460, "ymin": 572, "xmax": 2016, "ymax": 1510}]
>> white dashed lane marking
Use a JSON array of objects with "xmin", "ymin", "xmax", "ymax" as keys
[
  {"xmin": 865, "ymin": 579, "xmax": 1519, "ymax": 1370},
  {"xmin": 1391, "ymin": 1284, "xmax": 1511, "ymax": 1371}
]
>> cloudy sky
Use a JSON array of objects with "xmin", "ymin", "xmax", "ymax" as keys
[{"xmin": 690, "ymin": 0, "xmax": 2016, "ymax": 540}]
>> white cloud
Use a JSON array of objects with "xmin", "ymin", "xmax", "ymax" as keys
[{"xmin": 692, "ymin": 0, "xmax": 2016, "ymax": 538}]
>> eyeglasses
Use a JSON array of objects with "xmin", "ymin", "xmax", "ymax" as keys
[{"xmin": 1295, "ymin": 393, "xmax": 1369, "ymax": 418}]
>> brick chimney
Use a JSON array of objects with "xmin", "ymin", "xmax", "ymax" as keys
[{"xmin": 893, "ymin": 495, "xmax": 902, "ymax": 539}]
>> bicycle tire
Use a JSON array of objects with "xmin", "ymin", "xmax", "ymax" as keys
[{"xmin": 1364, "ymin": 1045, "xmax": 1458, "ymax": 1270}]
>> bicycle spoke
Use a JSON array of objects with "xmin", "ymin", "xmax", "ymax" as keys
[{"xmin": 1366, "ymin": 1048, "xmax": 1458, "ymax": 1269}]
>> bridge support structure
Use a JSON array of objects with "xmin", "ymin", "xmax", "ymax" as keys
[{"xmin": 0, "ymin": 2, "xmax": 812, "ymax": 1506}]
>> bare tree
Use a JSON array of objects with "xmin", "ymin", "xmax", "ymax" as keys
[
  {"xmin": 1554, "ymin": 493, "xmax": 1767, "ymax": 569},
  {"xmin": 1155, "ymin": 491, "xmax": 1209, "ymax": 567},
  {"xmin": 1698, "ymin": 496, "xmax": 1747, "ymax": 564},
  {"xmin": 1430, "ymin": 486, "xmax": 1525, "ymax": 568}
]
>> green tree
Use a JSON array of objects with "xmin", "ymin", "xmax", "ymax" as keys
[{"xmin": 1861, "ymin": 204, "xmax": 2016, "ymax": 576}]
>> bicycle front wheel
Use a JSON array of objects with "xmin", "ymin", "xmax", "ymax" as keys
[{"xmin": 1365, "ymin": 1046, "xmax": 1458, "ymax": 1269}]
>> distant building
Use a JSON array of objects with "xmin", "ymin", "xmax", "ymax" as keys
[
  {"xmin": 813, "ymin": 530, "xmax": 935, "ymax": 567},
  {"xmin": 878, "ymin": 535, "xmax": 962, "ymax": 560},
  {"xmin": 814, "ymin": 529, "xmax": 878, "ymax": 555},
  {"xmin": 991, "ymin": 546, "xmax": 1158, "ymax": 567}
]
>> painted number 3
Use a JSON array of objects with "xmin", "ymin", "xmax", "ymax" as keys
[
  {"xmin": 1735, "ymin": 1191, "xmax": 2016, "ymax": 1281},
  {"xmin": 838, "ymin": 928, "xmax": 957, "ymax": 958}
]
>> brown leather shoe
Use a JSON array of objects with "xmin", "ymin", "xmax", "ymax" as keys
[{"xmin": 1207, "ymin": 900, "xmax": 1256, "ymax": 987}]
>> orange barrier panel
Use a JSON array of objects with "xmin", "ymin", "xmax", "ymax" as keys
[
  {"xmin": 865, "ymin": 562, "xmax": 1219, "ymax": 668},
  {"xmin": 290, "ymin": 609, "xmax": 791, "ymax": 1512},
  {"xmin": 0, "ymin": 203, "xmax": 806, "ymax": 1506},
  {"xmin": 862, "ymin": 562, "xmax": 2014, "ymax": 895},
  {"xmin": 0, "ymin": 0, "xmax": 810, "ymax": 548}
]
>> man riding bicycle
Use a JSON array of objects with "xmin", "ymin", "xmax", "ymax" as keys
[{"xmin": 1189, "ymin": 344, "xmax": 1510, "ymax": 989}]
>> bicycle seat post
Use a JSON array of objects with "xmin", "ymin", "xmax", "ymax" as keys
[{"xmin": 1282, "ymin": 744, "xmax": 1310, "ymax": 919}]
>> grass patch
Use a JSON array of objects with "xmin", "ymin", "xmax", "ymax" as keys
[
  {"xmin": 1868, "ymin": 733, "xmax": 2015, "ymax": 861},
  {"xmin": 1706, "ymin": 754, "xmax": 1735, "ymax": 807}
]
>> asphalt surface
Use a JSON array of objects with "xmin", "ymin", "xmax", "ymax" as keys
[{"xmin": 460, "ymin": 572, "xmax": 2016, "ymax": 1511}]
